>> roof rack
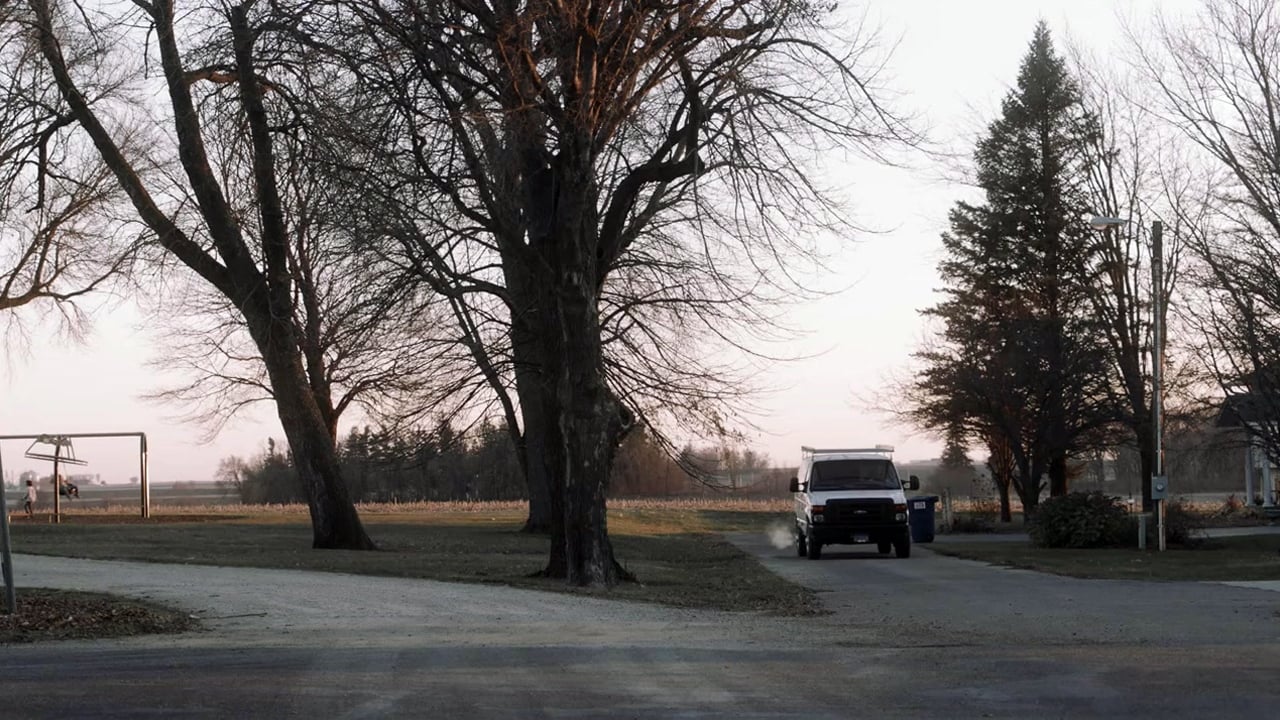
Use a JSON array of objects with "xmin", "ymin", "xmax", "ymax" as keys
[{"xmin": 801, "ymin": 445, "xmax": 894, "ymax": 457}]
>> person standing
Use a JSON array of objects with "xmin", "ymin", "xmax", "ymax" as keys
[{"xmin": 23, "ymin": 479, "xmax": 36, "ymax": 518}]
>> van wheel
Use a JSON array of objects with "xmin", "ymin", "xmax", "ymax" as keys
[
  {"xmin": 806, "ymin": 530, "xmax": 822, "ymax": 560},
  {"xmin": 877, "ymin": 540, "xmax": 891, "ymax": 555},
  {"xmin": 796, "ymin": 527, "xmax": 808, "ymax": 557},
  {"xmin": 894, "ymin": 534, "xmax": 911, "ymax": 558}
]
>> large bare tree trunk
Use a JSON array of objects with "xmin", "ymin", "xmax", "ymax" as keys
[
  {"xmin": 555, "ymin": 256, "xmax": 621, "ymax": 585},
  {"xmin": 518, "ymin": 410, "xmax": 554, "ymax": 535},
  {"xmin": 246, "ymin": 306, "xmax": 375, "ymax": 549},
  {"xmin": 1012, "ymin": 453, "xmax": 1044, "ymax": 519},
  {"xmin": 262, "ymin": 340, "xmax": 373, "ymax": 543},
  {"xmin": 1049, "ymin": 453, "xmax": 1069, "ymax": 497},
  {"xmin": 534, "ymin": 408, "xmax": 568, "ymax": 578},
  {"xmin": 509, "ymin": 285, "xmax": 556, "ymax": 536},
  {"xmin": 986, "ymin": 435, "xmax": 1015, "ymax": 523},
  {"xmin": 545, "ymin": 156, "xmax": 631, "ymax": 585},
  {"xmin": 509, "ymin": 255, "xmax": 618, "ymax": 580},
  {"xmin": 511, "ymin": 308, "xmax": 568, "ymax": 572}
]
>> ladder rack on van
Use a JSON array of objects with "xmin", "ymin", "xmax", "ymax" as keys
[{"xmin": 801, "ymin": 445, "xmax": 894, "ymax": 458}]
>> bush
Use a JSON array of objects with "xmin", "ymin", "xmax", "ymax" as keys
[
  {"xmin": 950, "ymin": 513, "xmax": 996, "ymax": 533},
  {"xmin": 1135, "ymin": 499, "xmax": 1206, "ymax": 548},
  {"xmin": 948, "ymin": 497, "xmax": 999, "ymax": 533},
  {"xmin": 1029, "ymin": 491, "xmax": 1131, "ymax": 548},
  {"xmin": 1219, "ymin": 494, "xmax": 1245, "ymax": 515}
]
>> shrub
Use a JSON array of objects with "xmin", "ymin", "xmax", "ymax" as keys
[
  {"xmin": 1137, "ymin": 499, "xmax": 1206, "ymax": 548},
  {"xmin": 1028, "ymin": 491, "xmax": 1131, "ymax": 548},
  {"xmin": 948, "ymin": 496, "xmax": 999, "ymax": 533},
  {"xmin": 1219, "ymin": 494, "xmax": 1245, "ymax": 515},
  {"xmin": 950, "ymin": 513, "xmax": 996, "ymax": 533}
]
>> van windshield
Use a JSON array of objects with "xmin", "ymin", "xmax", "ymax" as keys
[{"xmin": 809, "ymin": 459, "xmax": 900, "ymax": 491}]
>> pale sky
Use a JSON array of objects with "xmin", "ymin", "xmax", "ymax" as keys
[{"xmin": 0, "ymin": 0, "xmax": 1201, "ymax": 484}]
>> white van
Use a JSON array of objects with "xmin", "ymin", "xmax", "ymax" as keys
[{"xmin": 789, "ymin": 446, "xmax": 920, "ymax": 560}]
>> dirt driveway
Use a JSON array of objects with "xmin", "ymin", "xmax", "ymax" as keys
[{"xmin": 5, "ymin": 542, "xmax": 1280, "ymax": 718}]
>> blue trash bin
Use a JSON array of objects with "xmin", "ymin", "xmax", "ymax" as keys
[{"xmin": 908, "ymin": 495, "xmax": 939, "ymax": 543}]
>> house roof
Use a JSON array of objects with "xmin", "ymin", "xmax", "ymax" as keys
[{"xmin": 1216, "ymin": 392, "xmax": 1279, "ymax": 428}]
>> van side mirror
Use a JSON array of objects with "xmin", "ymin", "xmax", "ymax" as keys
[
  {"xmin": 905, "ymin": 475, "xmax": 920, "ymax": 491},
  {"xmin": 788, "ymin": 477, "xmax": 801, "ymax": 493}
]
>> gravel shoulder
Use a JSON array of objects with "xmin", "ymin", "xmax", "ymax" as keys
[{"xmin": 8, "ymin": 552, "xmax": 830, "ymax": 651}]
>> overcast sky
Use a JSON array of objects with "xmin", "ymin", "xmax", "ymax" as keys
[{"xmin": 0, "ymin": 0, "xmax": 1202, "ymax": 485}]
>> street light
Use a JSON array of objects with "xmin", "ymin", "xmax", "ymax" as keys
[{"xmin": 1089, "ymin": 215, "xmax": 1167, "ymax": 552}]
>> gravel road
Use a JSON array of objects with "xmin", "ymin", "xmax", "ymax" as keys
[{"xmin": 4, "ymin": 536, "xmax": 1280, "ymax": 719}]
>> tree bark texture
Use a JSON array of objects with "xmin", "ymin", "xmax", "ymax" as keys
[
  {"xmin": 508, "ymin": 273, "xmax": 557, "ymax": 537},
  {"xmin": 1049, "ymin": 453, "xmax": 1068, "ymax": 497},
  {"xmin": 513, "ymin": 340, "xmax": 568, "ymax": 576},
  {"xmin": 1012, "ymin": 451, "xmax": 1044, "ymax": 517},
  {"xmin": 554, "ymin": 259, "xmax": 622, "ymax": 585},
  {"xmin": 987, "ymin": 435, "xmax": 1016, "ymax": 523},
  {"xmin": 544, "ymin": 144, "xmax": 627, "ymax": 585}
]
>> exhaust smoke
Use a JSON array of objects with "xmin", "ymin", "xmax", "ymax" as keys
[{"xmin": 766, "ymin": 520, "xmax": 793, "ymax": 550}]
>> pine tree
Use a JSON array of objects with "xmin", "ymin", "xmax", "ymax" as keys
[
  {"xmin": 939, "ymin": 426, "xmax": 973, "ymax": 471},
  {"xmin": 911, "ymin": 23, "xmax": 1116, "ymax": 514}
]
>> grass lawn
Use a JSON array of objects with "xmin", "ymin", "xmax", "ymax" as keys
[
  {"xmin": 6, "ymin": 501, "xmax": 817, "ymax": 615},
  {"xmin": 930, "ymin": 534, "xmax": 1280, "ymax": 581}
]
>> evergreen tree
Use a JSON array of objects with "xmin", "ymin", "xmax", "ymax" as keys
[
  {"xmin": 940, "ymin": 426, "xmax": 973, "ymax": 471},
  {"xmin": 912, "ymin": 23, "xmax": 1116, "ymax": 514}
]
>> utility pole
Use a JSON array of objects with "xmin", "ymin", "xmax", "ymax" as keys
[
  {"xmin": 1, "ymin": 449, "xmax": 16, "ymax": 613},
  {"xmin": 1090, "ymin": 215, "xmax": 1168, "ymax": 548},
  {"xmin": 1151, "ymin": 220, "xmax": 1167, "ymax": 551}
]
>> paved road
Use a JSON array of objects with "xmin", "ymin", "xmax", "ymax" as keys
[
  {"xmin": 4, "ymin": 536, "xmax": 1280, "ymax": 719},
  {"xmin": 731, "ymin": 532, "xmax": 1280, "ymax": 645}
]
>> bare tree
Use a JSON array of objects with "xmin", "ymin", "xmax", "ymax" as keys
[
  {"xmin": 1069, "ymin": 41, "xmax": 1198, "ymax": 511},
  {"xmin": 13, "ymin": 0, "xmax": 374, "ymax": 548},
  {"xmin": 141, "ymin": 113, "xmax": 477, "ymax": 445},
  {"xmin": 0, "ymin": 11, "xmax": 135, "ymax": 335},
  {"xmin": 1137, "ymin": 0, "xmax": 1280, "ymax": 471},
  {"xmin": 310, "ymin": 0, "xmax": 915, "ymax": 585}
]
